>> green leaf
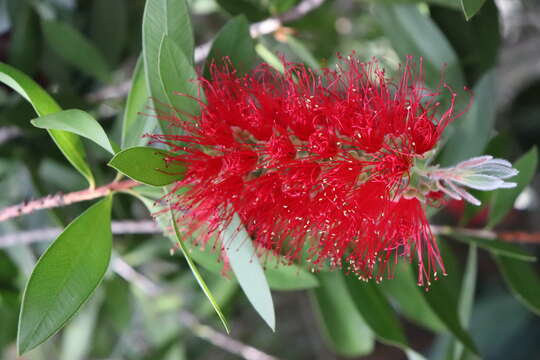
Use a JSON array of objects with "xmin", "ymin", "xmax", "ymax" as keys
[
  {"xmin": 285, "ymin": 35, "xmax": 320, "ymax": 70},
  {"xmin": 108, "ymin": 146, "xmax": 185, "ymax": 186},
  {"xmin": 41, "ymin": 20, "xmax": 109, "ymax": 82},
  {"xmin": 122, "ymin": 56, "xmax": 154, "ymax": 149},
  {"xmin": 488, "ymin": 147, "xmax": 538, "ymax": 228},
  {"xmin": 311, "ymin": 271, "xmax": 374, "ymax": 357},
  {"xmin": 451, "ymin": 235, "xmax": 536, "ymax": 262},
  {"xmin": 90, "ymin": 0, "xmax": 127, "ymax": 66},
  {"xmin": 158, "ymin": 35, "xmax": 200, "ymax": 121},
  {"xmin": 344, "ymin": 275, "xmax": 407, "ymax": 347},
  {"xmin": 222, "ymin": 214, "xmax": 275, "ymax": 331},
  {"xmin": 32, "ymin": 109, "xmax": 114, "ymax": 154},
  {"xmin": 142, "ymin": 0, "xmax": 194, "ymax": 134},
  {"xmin": 373, "ymin": 3, "xmax": 464, "ymax": 89},
  {"xmin": 263, "ymin": 257, "xmax": 319, "ymax": 291},
  {"xmin": 420, "ymin": 268, "xmax": 479, "ymax": 355},
  {"xmin": 461, "ymin": 0, "xmax": 487, "ymax": 20},
  {"xmin": 216, "ymin": 0, "xmax": 268, "ymax": 21},
  {"xmin": 494, "ymin": 256, "xmax": 540, "ymax": 316},
  {"xmin": 204, "ymin": 15, "xmax": 257, "ymax": 78},
  {"xmin": 380, "ymin": 261, "xmax": 446, "ymax": 333},
  {"xmin": 170, "ymin": 209, "xmax": 230, "ymax": 333},
  {"xmin": 0, "ymin": 62, "xmax": 94, "ymax": 187},
  {"xmin": 17, "ymin": 196, "xmax": 113, "ymax": 355},
  {"xmin": 440, "ymin": 70, "xmax": 496, "ymax": 166}
]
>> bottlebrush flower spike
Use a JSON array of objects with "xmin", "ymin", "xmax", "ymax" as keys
[{"xmin": 149, "ymin": 55, "xmax": 517, "ymax": 287}]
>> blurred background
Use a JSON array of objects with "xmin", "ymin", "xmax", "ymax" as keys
[{"xmin": 1, "ymin": 0, "xmax": 540, "ymax": 359}]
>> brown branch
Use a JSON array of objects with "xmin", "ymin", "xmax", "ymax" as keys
[{"xmin": 0, "ymin": 179, "xmax": 139, "ymax": 223}]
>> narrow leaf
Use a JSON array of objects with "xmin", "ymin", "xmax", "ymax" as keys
[
  {"xmin": 452, "ymin": 235, "xmax": 536, "ymax": 262},
  {"xmin": 311, "ymin": 271, "xmax": 374, "ymax": 357},
  {"xmin": 222, "ymin": 214, "xmax": 275, "ymax": 331},
  {"xmin": 108, "ymin": 146, "xmax": 185, "ymax": 186},
  {"xmin": 170, "ymin": 209, "xmax": 230, "ymax": 332},
  {"xmin": 494, "ymin": 255, "xmax": 540, "ymax": 316},
  {"xmin": 263, "ymin": 256, "xmax": 319, "ymax": 291},
  {"xmin": 344, "ymin": 275, "xmax": 407, "ymax": 347},
  {"xmin": 461, "ymin": 0, "xmax": 488, "ymax": 20},
  {"xmin": 17, "ymin": 196, "xmax": 113, "ymax": 355},
  {"xmin": 122, "ymin": 56, "xmax": 154, "ymax": 149},
  {"xmin": 32, "ymin": 109, "xmax": 114, "ymax": 154},
  {"xmin": 488, "ymin": 147, "xmax": 538, "ymax": 228},
  {"xmin": 41, "ymin": 20, "xmax": 109, "ymax": 82},
  {"xmin": 204, "ymin": 15, "xmax": 256, "ymax": 77},
  {"xmin": 0, "ymin": 62, "xmax": 94, "ymax": 186},
  {"xmin": 158, "ymin": 35, "xmax": 200, "ymax": 121},
  {"xmin": 142, "ymin": 0, "xmax": 193, "ymax": 134}
]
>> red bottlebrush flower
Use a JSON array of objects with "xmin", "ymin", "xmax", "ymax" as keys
[{"xmin": 149, "ymin": 55, "xmax": 471, "ymax": 286}]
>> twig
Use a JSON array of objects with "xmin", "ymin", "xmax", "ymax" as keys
[
  {"xmin": 88, "ymin": 0, "xmax": 326, "ymax": 102},
  {"xmin": 179, "ymin": 311, "xmax": 280, "ymax": 360},
  {"xmin": 112, "ymin": 255, "xmax": 281, "ymax": 360},
  {"xmin": 0, "ymin": 220, "xmax": 159, "ymax": 248},
  {"xmin": 0, "ymin": 179, "xmax": 139, "ymax": 223}
]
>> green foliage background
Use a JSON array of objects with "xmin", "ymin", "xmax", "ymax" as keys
[{"xmin": 1, "ymin": 0, "xmax": 540, "ymax": 359}]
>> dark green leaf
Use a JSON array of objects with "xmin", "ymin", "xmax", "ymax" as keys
[
  {"xmin": 32, "ymin": 109, "xmax": 114, "ymax": 154},
  {"xmin": 263, "ymin": 257, "xmax": 319, "ymax": 291},
  {"xmin": 17, "ymin": 196, "xmax": 113, "ymax": 355},
  {"xmin": 216, "ymin": 0, "xmax": 268, "ymax": 21},
  {"xmin": 421, "ymin": 269, "xmax": 479, "ymax": 355},
  {"xmin": 142, "ymin": 0, "xmax": 193, "ymax": 134},
  {"xmin": 170, "ymin": 209, "xmax": 230, "ymax": 332},
  {"xmin": 451, "ymin": 235, "xmax": 536, "ymax": 262},
  {"xmin": 380, "ymin": 261, "xmax": 446, "ymax": 333},
  {"xmin": 108, "ymin": 146, "xmax": 185, "ymax": 186},
  {"xmin": 494, "ymin": 256, "xmax": 540, "ymax": 316},
  {"xmin": 488, "ymin": 147, "xmax": 538, "ymax": 228},
  {"xmin": 440, "ymin": 70, "xmax": 495, "ymax": 166},
  {"xmin": 90, "ymin": 0, "xmax": 127, "ymax": 66},
  {"xmin": 204, "ymin": 16, "xmax": 256, "ymax": 77},
  {"xmin": 122, "ymin": 56, "xmax": 154, "ymax": 149},
  {"xmin": 461, "ymin": 0, "xmax": 487, "ymax": 20},
  {"xmin": 222, "ymin": 214, "xmax": 275, "ymax": 331},
  {"xmin": 373, "ymin": 3, "xmax": 464, "ymax": 89},
  {"xmin": 41, "ymin": 20, "xmax": 110, "ymax": 82},
  {"xmin": 344, "ymin": 274, "xmax": 407, "ymax": 347},
  {"xmin": 158, "ymin": 35, "xmax": 200, "ymax": 121},
  {"xmin": 311, "ymin": 271, "xmax": 374, "ymax": 357},
  {"xmin": 0, "ymin": 62, "xmax": 94, "ymax": 186},
  {"xmin": 7, "ymin": 1, "xmax": 40, "ymax": 75}
]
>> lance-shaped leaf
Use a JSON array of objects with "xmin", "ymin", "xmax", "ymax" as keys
[
  {"xmin": 451, "ymin": 235, "xmax": 536, "ymax": 262},
  {"xmin": 0, "ymin": 63, "xmax": 94, "ymax": 187},
  {"xmin": 222, "ymin": 214, "xmax": 275, "ymax": 331},
  {"xmin": 108, "ymin": 146, "xmax": 185, "ymax": 186},
  {"xmin": 17, "ymin": 196, "xmax": 113, "ymax": 355},
  {"xmin": 461, "ymin": 0, "xmax": 488, "ymax": 21},
  {"xmin": 32, "ymin": 109, "xmax": 115, "ymax": 154}
]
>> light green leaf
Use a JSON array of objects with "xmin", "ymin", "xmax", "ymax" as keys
[
  {"xmin": 440, "ymin": 70, "xmax": 496, "ymax": 166},
  {"xmin": 495, "ymin": 255, "xmax": 540, "ymax": 316},
  {"xmin": 461, "ymin": 0, "xmax": 487, "ymax": 21},
  {"xmin": 170, "ymin": 209, "xmax": 230, "ymax": 332},
  {"xmin": 17, "ymin": 196, "xmax": 113, "ymax": 355},
  {"xmin": 223, "ymin": 214, "xmax": 275, "ymax": 331},
  {"xmin": 41, "ymin": 20, "xmax": 109, "ymax": 82},
  {"xmin": 285, "ymin": 35, "xmax": 320, "ymax": 70},
  {"xmin": 488, "ymin": 147, "xmax": 537, "ymax": 228},
  {"xmin": 142, "ymin": 0, "xmax": 193, "ymax": 134},
  {"xmin": 32, "ymin": 109, "xmax": 114, "ymax": 154},
  {"xmin": 122, "ymin": 56, "xmax": 154, "ymax": 149},
  {"xmin": 158, "ymin": 35, "xmax": 200, "ymax": 121},
  {"xmin": 255, "ymin": 42, "xmax": 284, "ymax": 73},
  {"xmin": 0, "ymin": 62, "xmax": 94, "ymax": 187},
  {"xmin": 204, "ymin": 15, "xmax": 257, "ymax": 77},
  {"xmin": 311, "ymin": 271, "xmax": 374, "ymax": 357},
  {"xmin": 373, "ymin": 3, "xmax": 464, "ymax": 89},
  {"xmin": 263, "ymin": 257, "xmax": 319, "ymax": 291},
  {"xmin": 451, "ymin": 235, "xmax": 536, "ymax": 262},
  {"xmin": 108, "ymin": 146, "xmax": 185, "ymax": 186},
  {"xmin": 344, "ymin": 275, "xmax": 407, "ymax": 347}
]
